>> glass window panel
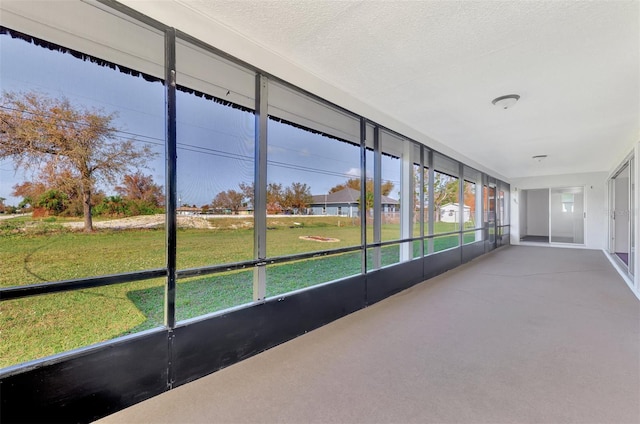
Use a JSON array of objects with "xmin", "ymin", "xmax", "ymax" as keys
[
  {"xmin": 412, "ymin": 144, "xmax": 423, "ymax": 258},
  {"xmin": 498, "ymin": 189, "xmax": 506, "ymax": 226},
  {"xmin": 380, "ymin": 131, "xmax": 402, "ymax": 242},
  {"xmin": 433, "ymin": 234, "xmax": 460, "ymax": 252},
  {"xmin": 484, "ymin": 184, "xmax": 496, "ymax": 223},
  {"xmin": 365, "ymin": 144, "xmax": 375, "ymax": 241},
  {"xmin": 174, "ymin": 271, "xmax": 253, "ymax": 321},
  {"xmin": 0, "ymin": 15, "xmax": 165, "ymax": 369},
  {"xmin": 176, "ymin": 41, "xmax": 255, "ymax": 270},
  {"xmin": 364, "ymin": 125, "xmax": 375, "ymax": 231},
  {"xmin": 1, "ymin": 25, "xmax": 164, "ymax": 285},
  {"xmin": 1, "ymin": 278, "xmax": 164, "ymax": 368},
  {"xmin": 411, "ymin": 145, "xmax": 422, "ymax": 222},
  {"xmin": 265, "ymin": 118, "xmax": 361, "ymax": 257},
  {"xmin": 411, "ymin": 239, "xmax": 422, "ymax": 259},
  {"xmin": 419, "ymin": 153, "xmax": 430, "ymax": 233},
  {"xmin": 175, "ymin": 40, "xmax": 256, "ymax": 320},
  {"xmin": 433, "ymin": 153, "xmax": 460, "ymax": 234},
  {"xmin": 483, "ymin": 184, "xmax": 497, "ymax": 244},
  {"xmin": 266, "ymin": 84, "xmax": 361, "ymax": 296},
  {"xmin": 463, "ymin": 180, "xmax": 478, "ymax": 246},
  {"xmin": 266, "ymin": 252, "xmax": 361, "ymax": 296},
  {"xmin": 378, "ymin": 132, "xmax": 418, "ymax": 265},
  {"xmin": 365, "ymin": 125, "xmax": 379, "ymax": 269},
  {"xmin": 367, "ymin": 245, "xmax": 401, "ymax": 271},
  {"xmin": 499, "ymin": 180, "xmax": 510, "ymax": 226},
  {"xmin": 463, "ymin": 181, "xmax": 477, "ymax": 230},
  {"xmin": 463, "ymin": 166, "xmax": 483, "ymax": 244},
  {"xmin": 463, "ymin": 230, "xmax": 477, "ymax": 245}
]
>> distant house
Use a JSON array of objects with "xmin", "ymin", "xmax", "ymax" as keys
[
  {"xmin": 310, "ymin": 187, "xmax": 399, "ymax": 217},
  {"xmin": 237, "ymin": 206, "xmax": 253, "ymax": 216},
  {"xmin": 440, "ymin": 203, "xmax": 471, "ymax": 223},
  {"xmin": 177, "ymin": 206, "xmax": 201, "ymax": 215}
]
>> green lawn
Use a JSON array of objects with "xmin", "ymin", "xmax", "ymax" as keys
[{"xmin": 0, "ymin": 216, "xmax": 480, "ymax": 367}]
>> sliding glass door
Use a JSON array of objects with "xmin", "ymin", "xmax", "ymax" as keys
[
  {"xmin": 609, "ymin": 160, "xmax": 634, "ymax": 276},
  {"xmin": 549, "ymin": 187, "xmax": 585, "ymax": 244}
]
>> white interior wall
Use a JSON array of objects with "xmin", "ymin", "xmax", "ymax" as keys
[
  {"xmin": 526, "ymin": 189, "xmax": 549, "ymax": 236},
  {"xmin": 518, "ymin": 191, "xmax": 527, "ymax": 236},
  {"xmin": 510, "ymin": 172, "xmax": 607, "ymax": 249}
]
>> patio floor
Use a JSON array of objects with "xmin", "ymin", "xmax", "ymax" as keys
[{"xmin": 97, "ymin": 245, "xmax": 640, "ymax": 424}]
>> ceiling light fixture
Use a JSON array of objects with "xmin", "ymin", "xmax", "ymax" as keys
[
  {"xmin": 492, "ymin": 94, "xmax": 520, "ymax": 109},
  {"xmin": 532, "ymin": 155, "xmax": 547, "ymax": 162}
]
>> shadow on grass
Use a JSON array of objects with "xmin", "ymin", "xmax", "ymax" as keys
[{"xmin": 23, "ymin": 239, "xmax": 60, "ymax": 282}]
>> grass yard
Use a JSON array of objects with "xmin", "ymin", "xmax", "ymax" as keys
[{"xmin": 0, "ymin": 215, "xmax": 480, "ymax": 367}]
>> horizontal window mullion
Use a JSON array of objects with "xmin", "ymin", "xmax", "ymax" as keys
[
  {"xmin": 427, "ymin": 230, "xmax": 461, "ymax": 238},
  {"xmin": 264, "ymin": 245, "xmax": 363, "ymax": 266},
  {"xmin": 177, "ymin": 260, "xmax": 259, "ymax": 279},
  {"xmin": 0, "ymin": 269, "xmax": 166, "ymax": 301},
  {"xmin": 368, "ymin": 237, "xmax": 417, "ymax": 248}
]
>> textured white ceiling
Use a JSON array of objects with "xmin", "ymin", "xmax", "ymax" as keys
[{"xmin": 129, "ymin": 0, "xmax": 639, "ymax": 179}]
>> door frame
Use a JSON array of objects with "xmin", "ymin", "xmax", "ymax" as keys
[{"xmin": 609, "ymin": 159, "xmax": 633, "ymax": 274}]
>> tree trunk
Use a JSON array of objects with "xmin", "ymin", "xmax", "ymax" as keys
[{"xmin": 82, "ymin": 183, "xmax": 93, "ymax": 232}]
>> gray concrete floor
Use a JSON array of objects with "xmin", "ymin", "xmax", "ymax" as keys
[{"xmin": 98, "ymin": 246, "xmax": 640, "ymax": 423}]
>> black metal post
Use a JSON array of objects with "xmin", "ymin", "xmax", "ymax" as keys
[
  {"xmin": 427, "ymin": 150, "xmax": 435, "ymax": 254},
  {"xmin": 360, "ymin": 118, "xmax": 367, "ymax": 274},
  {"xmin": 253, "ymin": 74, "xmax": 268, "ymax": 301},
  {"xmin": 419, "ymin": 147, "xmax": 425, "ymax": 257},
  {"xmin": 164, "ymin": 28, "xmax": 177, "ymax": 329},
  {"xmin": 373, "ymin": 127, "xmax": 382, "ymax": 269}
]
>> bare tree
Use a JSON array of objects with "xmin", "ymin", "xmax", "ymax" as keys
[
  {"xmin": 430, "ymin": 173, "xmax": 458, "ymax": 222},
  {"xmin": 267, "ymin": 182, "xmax": 283, "ymax": 214},
  {"xmin": 0, "ymin": 92, "xmax": 156, "ymax": 231},
  {"xmin": 211, "ymin": 189, "xmax": 244, "ymax": 214},
  {"xmin": 282, "ymin": 182, "xmax": 312, "ymax": 214},
  {"xmin": 12, "ymin": 161, "xmax": 85, "ymax": 216},
  {"xmin": 238, "ymin": 182, "xmax": 254, "ymax": 210},
  {"xmin": 329, "ymin": 177, "xmax": 394, "ymax": 196},
  {"xmin": 115, "ymin": 172, "xmax": 164, "ymax": 206}
]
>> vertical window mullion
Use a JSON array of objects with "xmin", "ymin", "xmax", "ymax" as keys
[
  {"xmin": 427, "ymin": 150, "xmax": 435, "ymax": 254},
  {"xmin": 419, "ymin": 147, "xmax": 425, "ymax": 257},
  {"xmin": 164, "ymin": 27, "xmax": 177, "ymax": 329},
  {"xmin": 360, "ymin": 118, "xmax": 367, "ymax": 274},
  {"xmin": 253, "ymin": 74, "xmax": 268, "ymax": 301},
  {"xmin": 373, "ymin": 127, "xmax": 382, "ymax": 269},
  {"xmin": 459, "ymin": 162, "xmax": 464, "ymax": 248}
]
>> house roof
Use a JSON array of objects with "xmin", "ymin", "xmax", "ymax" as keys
[{"xmin": 311, "ymin": 188, "xmax": 398, "ymax": 206}]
